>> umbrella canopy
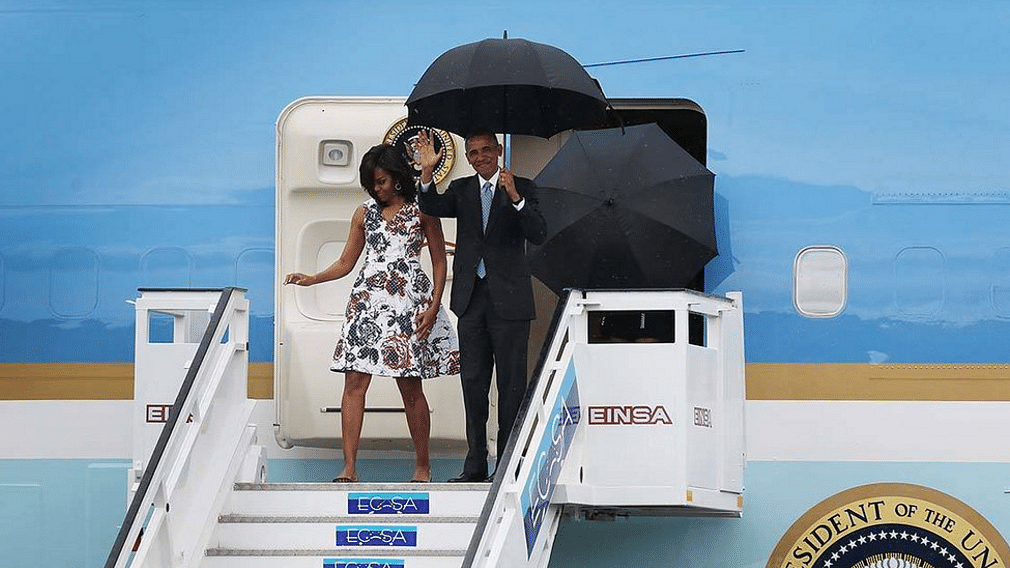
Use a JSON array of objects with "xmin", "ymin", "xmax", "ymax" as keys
[
  {"xmin": 406, "ymin": 37, "xmax": 609, "ymax": 138},
  {"xmin": 529, "ymin": 122, "xmax": 718, "ymax": 294}
]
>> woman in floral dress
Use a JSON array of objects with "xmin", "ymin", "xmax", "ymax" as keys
[{"xmin": 283, "ymin": 144, "xmax": 459, "ymax": 483}]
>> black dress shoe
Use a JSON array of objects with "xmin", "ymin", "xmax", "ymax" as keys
[{"xmin": 447, "ymin": 472, "xmax": 489, "ymax": 482}]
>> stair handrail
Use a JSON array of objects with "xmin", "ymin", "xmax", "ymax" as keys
[
  {"xmin": 463, "ymin": 288, "xmax": 582, "ymax": 567},
  {"xmin": 104, "ymin": 287, "xmax": 253, "ymax": 568}
]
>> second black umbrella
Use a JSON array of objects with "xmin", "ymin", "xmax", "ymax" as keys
[{"xmin": 529, "ymin": 122, "xmax": 718, "ymax": 293}]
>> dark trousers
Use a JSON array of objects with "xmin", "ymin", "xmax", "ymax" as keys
[{"xmin": 457, "ymin": 278, "xmax": 530, "ymax": 477}]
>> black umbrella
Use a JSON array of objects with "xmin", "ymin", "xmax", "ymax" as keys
[
  {"xmin": 406, "ymin": 37, "xmax": 609, "ymax": 138},
  {"xmin": 529, "ymin": 122, "xmax": 718, "ymax": 294}
]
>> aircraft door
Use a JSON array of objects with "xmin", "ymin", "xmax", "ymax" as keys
[{"xmin": 274, "ymin": 97, "xmax": 466, "ymax": 452}]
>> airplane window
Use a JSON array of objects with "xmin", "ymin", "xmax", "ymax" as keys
[
  {"xmin": 236, "ymin": 248, "xmax": 275, "ymax": 317},
  {"xmin": 793, "ymin": 246, "xmax": 847, "ymax": 318},
  {"xmin": 49, "ymin": 247, "xmax": 99, "ymax": 318},
  {"xmin": 894, "ymin": 247, "xmax": 944, "ymax": 316},
  {"xmin": 141, "ymin": 247, "xmax": 192, "ymax": 289}
]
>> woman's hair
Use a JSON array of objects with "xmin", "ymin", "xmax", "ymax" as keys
[{"xmin": 359, "ymin": 143, "xmax": 417, "ymax": 204}]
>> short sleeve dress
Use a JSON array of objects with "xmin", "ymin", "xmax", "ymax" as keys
[{"xmin": 331, "ymin": 199, "xmax": 460, "ymax": 379}]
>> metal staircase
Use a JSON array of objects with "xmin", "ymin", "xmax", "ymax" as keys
[{"xmin": 108, "ymin": 287, "xmax": 746, "ymax": 568}]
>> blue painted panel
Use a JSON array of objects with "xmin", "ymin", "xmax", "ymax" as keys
[
  {"xmin": 0, "ymin": 483, "xmax": 42, "ymax": 568},
  {"xmin": 0, "ymin": 460, "xmax": 129, "ymax": 568},
  {"xmin": 86, "ymin": 463, "xmax": 131, "ymax": 568}
]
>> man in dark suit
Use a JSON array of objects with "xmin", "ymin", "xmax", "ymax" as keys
[{"xmin": 415, "ymin": 129, "xmax": 546, "ymax": 482}]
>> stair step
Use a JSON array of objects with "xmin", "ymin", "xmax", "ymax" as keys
[
  {"xmin": 212, "ymin": 518, "xmax": 477, "ymax": 549},
  {"xmin": 226, "ymin": 483, "xmax": 489, "ymax": 517},
  {"xmin": 202, "ymin": 552, "xmax": 465, "ymax": 568},
  {"xmin": 219, "ymin": 514, "xmax": 478, "ymax": 523},
  {"xmin": 207, "ymin": 548, "xmax": 466, "ymax": 556},
  {"xmin": 234, "ymin": 482, "xmax": 489, "ymax": 491}
]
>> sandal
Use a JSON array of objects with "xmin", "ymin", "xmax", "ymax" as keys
[
  {"xmin": 332, "ymin": 475, "xmax": 359, "ymax": 483},
  {"xmin": 410, "ymin": 468, "xmax": 432, "ymax": 483}
]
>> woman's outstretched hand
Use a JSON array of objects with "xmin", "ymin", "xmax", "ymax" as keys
[{"xmin": 284, "ymin": 273, "xmax": 315, "ymax": 286}]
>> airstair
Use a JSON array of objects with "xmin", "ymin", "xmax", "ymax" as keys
[{"xmin": 107, "ymin": 286, "xmax": 745, "ymax": 568}]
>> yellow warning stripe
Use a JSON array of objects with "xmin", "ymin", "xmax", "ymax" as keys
[
  {"xmin": 0, "ymin": 363, "xmax": 275, "ymax": 400},
  {"xmin": 746, "ymin": 363, "xmax": 1010, "ymax": 401},
  {"xmin": 3, "ymin": 362, "xmax": 1009, "ymax": 401}
]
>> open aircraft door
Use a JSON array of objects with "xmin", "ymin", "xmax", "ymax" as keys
[
  {"xmin": 273, "ymin": 96, "xmax": 709, "ymax": 453},
  {"xmin": 274, "ymin": 97, "xmax": 469, "ymax": 451}
]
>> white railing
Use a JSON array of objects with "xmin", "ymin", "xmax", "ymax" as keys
[
  {"xmin": 463, "ymin": 289, "xmax": 581, "ymax": 568},
  {"xmin": 105, "ymin": 288, "xmax": 264, "ymax": 568},
  {"xmin": 465, "ymin": 288, "xmax": 746, "ymax": 568}
]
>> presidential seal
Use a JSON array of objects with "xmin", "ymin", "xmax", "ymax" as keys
[
  {"xmin": 383, "ymin": 118, "xmax": 456, "ymax": 185},
  {"xmin": 767, "ymin": 483, "xmax": 1009, "ymax": 568}
]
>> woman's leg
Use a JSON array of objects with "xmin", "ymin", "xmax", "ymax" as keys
[
  {"xmin": 396, "ymin": 376, "xmax": 431, "ymax": 481},
  {"xmin": 338, "ymin": 371, "xmax": 371, "ymax": 481}
]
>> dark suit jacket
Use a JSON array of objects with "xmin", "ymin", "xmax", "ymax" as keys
[{"xmin": 419, "ymin": 173, "xmax": 547, "ymax": 320}]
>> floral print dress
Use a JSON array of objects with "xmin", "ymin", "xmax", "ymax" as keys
[{"xmin": 331, "ymin": 199, "xmax": 459, "ymax": 379}]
